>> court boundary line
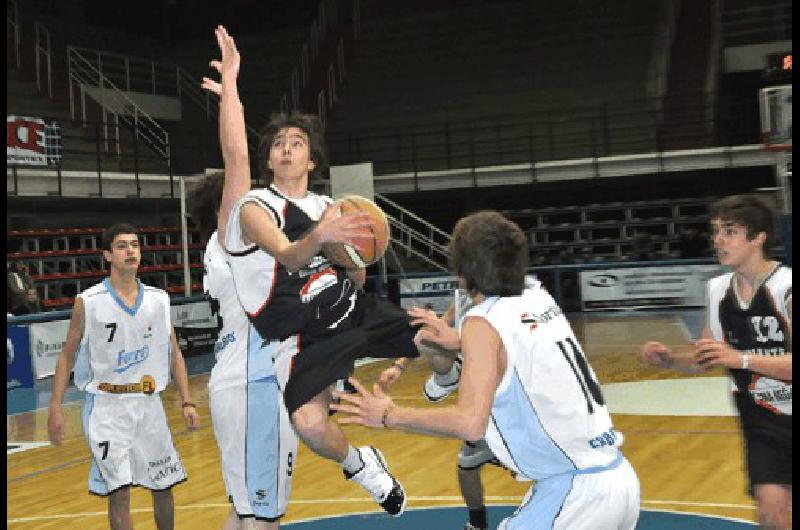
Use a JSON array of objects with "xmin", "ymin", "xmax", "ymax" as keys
[{"xmin": 5, "ymin": 497, "xmax": 758, "ymax": 524}]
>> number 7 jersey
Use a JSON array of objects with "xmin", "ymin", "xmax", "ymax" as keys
[{"xmin": 462, "ymin": 279, "xmax": 621, "ymax": 481}]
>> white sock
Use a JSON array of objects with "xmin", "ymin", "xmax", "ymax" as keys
[
  {"xmin": 434, "ymin": 356, "xmax": 461, "ymax": 386},
  {"xmin": 341, "ymin": 445, "xmax": 364, "ymax": 475}
]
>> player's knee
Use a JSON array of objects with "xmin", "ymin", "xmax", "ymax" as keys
[
  {"xmin": 291, "ymin": 403, "xmax": 328, "ymax": 444},
  {"xmin": 755, "ymin": 485, "xmax": 790, "ymax": 529}
]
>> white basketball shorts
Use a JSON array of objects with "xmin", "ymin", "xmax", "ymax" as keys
[
  {"xmin": 82, "ymin": 393, "xmax": 186, "ymax": 495},
  {"xmin": 499, "ymin": 455, "xmax": 640, "ymax": 530}
]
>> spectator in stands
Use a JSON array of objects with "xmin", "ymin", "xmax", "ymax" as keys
[
  {"xmin": 677, "ymin": 227, "xmax": 707, "ymax": 258},
  {"xmin": 631, "ymin": 232, "xmax": 656, "ymax": 261},
  {"xmin": 7, "ymin": 261, "xmax": 35, "ymax": 314},
  {"xmin": 14, "ymin": 288, "xmax": 43, "ymax": 315}
]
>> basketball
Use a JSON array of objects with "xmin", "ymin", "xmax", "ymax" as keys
[{"xmin": 322, "ymin": 195, "xmax": 390, "ymax": 268}]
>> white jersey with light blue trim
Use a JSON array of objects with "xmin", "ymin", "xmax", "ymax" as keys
[
  {"xmin": 463, "ymin": 278, "xmax": 621, "ymax": 481},
  {"xmin": 204, "ymin": 232, "xmax": 248, "ymax": 393},
  {"xmin": 73, "ymin": 279, "xmax": 172, "ymax": 396}
]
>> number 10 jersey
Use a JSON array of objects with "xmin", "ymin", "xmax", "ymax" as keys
[{"xmin": 462, "ymin": 279, "xmax": 622, "ymax": 481}]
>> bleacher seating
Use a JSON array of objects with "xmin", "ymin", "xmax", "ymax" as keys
[
  {"xmin": 502, "ymin": 196, "xmax": 718, "ymax": 263},
  {"xmin": 7, "ymin": 227, "xmax": 206, "ymax": 310}
]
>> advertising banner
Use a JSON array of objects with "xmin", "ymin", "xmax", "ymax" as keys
[
  {"xmin": 579, "ymin": 264, "xmax": 728, "ymax": 310},
  {"xmin": 7, "ymin": 325, "xmax": 34, "ymax": 390},
  {"xmin": 29, "ymin": 320, "xmax": 70, "ymax": 379},
  {"xmin": 171, "ymin": 300, "xmax": 219, "ymax": 357},
  {"xmin": 398, "ymin": 276, "xmax": 459, "ymax": 314},
  {"xmin": 7, "ymin": 115, "xmax": 62, "ymax": 166}
]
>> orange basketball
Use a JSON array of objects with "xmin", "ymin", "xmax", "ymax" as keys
[{"xmin": 322, "ymin": 195, "xmax": 390, "ymax": 268}]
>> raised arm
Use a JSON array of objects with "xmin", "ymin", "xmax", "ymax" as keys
[{"xmin": 202, "ymin": 25, "xmax": 251, "ymax": 244}]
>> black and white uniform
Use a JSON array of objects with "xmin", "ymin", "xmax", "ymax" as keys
[
  {"xmin": 706, "ymin": 264, "xmax": 792, "ymax": 491},
  {"xmin": 73, "ymin": 279, "xmax": 187, "ymax": 495},
  {"xmin": 225, "ymin": 185, "xmax": 419, "ymax": 414},
  {"xmin": 204, "ymin": 232, "xmax": 297, "ymax": 520}
]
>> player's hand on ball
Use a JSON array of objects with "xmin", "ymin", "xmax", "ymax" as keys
[
  {"xmin": 640, "ymin": 341, "xmax": 675, "ymax": 369},
  {"xmin": 315, "ymin": 204, "xmax": 376, "ymax": 246},
  {"xmin": 331, "ymin": 377, "xmax": 395, "ymax": 429}
]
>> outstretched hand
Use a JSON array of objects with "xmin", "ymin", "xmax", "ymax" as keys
[
  {"xmin": 330, "ymin": 377, "xmax": 395, "ymax": 429},
  {"xmin": 408, "ymin": 307, "xmax": 461, "ymax": 351},
  {"xmin": 201, "ymin": 25, "xmax": 241, "ymax": 97},
  {"xmin": 694, "ymin": 338, "xmax": 742, "ymax": 370}
]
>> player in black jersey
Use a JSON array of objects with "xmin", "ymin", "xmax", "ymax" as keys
[{"xmin": 640, "ymin": 194, "xmax": 792, "ymax": 529}]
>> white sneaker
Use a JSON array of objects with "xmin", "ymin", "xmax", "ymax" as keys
[
  {"xmin": 345, "ymin": 446, "xmax": 406, "ymax": 517},
  {"xmin": 423, "ymin": 356, "xmax": 462, "ymax": 403}
]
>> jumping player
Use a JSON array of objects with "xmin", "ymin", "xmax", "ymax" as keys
[
  {"xmin": 640, "ymin": 194, "xmax": 792, "ymax": 529},
  {"xmin": 333, "ymin": 210, "xmax": 641, "ymax": 529},
  {"xmin": 47, "ymin": 223, "xmax": 200, "ymax": 530}
]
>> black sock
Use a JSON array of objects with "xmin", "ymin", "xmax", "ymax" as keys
[{"xmin": 469, "ymin": 507, "xmax": 488, "ymax": 529}]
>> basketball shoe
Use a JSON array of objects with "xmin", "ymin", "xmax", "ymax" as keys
[
  {"xmin": 423, "ymin": 356, "xmax": 462, "ymax": 403},
  {"xmin": 345, "ymin": 446, "xmax": 406, "ymax": 516}
]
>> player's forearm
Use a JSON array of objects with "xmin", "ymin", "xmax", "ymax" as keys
[
  {"xmin": 219, "ymin": 75, "xmax": 248, "ymax": 164},
  {"xmin": 171, "ymin": 352, "xmax": 193, "ymax": 403},
  {"xmin": 49, "ymin": 350, "xmax": 76, "ymax": 406},
  {"xmin": 385, "ymin": 404, "xmax": 487, "ymax": 441},
  {"xmin": 746, "ymin": 353, "xmax": 792, "ymax": 381},
  {"xmin": 276, "ymin": 230, "xmax": 325, "ymax": 272}
]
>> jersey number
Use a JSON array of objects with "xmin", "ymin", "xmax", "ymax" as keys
[
  {"xmin": 556, "ymin": 338, "xmax": 605, "ymax": 414},
  {"xmin": 98, "ymin": 440, "xmax": 110, "ymax": 460},
  {"xmin": 105, "ymin": 323, "xmax": 117, "ymax": 343},
  {"xmin": 287, "ymin": 452, "xmax": 294, "ymax": 477}
]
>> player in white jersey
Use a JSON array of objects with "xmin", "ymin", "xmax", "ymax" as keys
[
  {"xmin": 641, "ymin": 194, "xmax": 792, "ymax": 529},
  {"xmin": 48, "ymin": 223, "xmax": 199, "ymax": 530},
  {"xmin": 189, "ymin": 26, "xmax": 298, "ymax": 529},
  {"xmin": 333, "ymin": 210, "xmax": 641, "ymax": 530}
]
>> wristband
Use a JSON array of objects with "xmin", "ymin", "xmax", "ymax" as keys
[
  {"xmin": 182, "ymin": 402, "xmax": 196, "ymax": 409},
  {"xmin": 741, "ymin": 355, "xmax": 749, "ymax": 370},
  {"xmin": 381, "ymin": 404, "xmax": 395, "ymax": 428}
]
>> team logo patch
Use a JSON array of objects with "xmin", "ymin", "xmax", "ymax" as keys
[
  {"xmin": 141, "ymin": 375, "xmax": 156, "ymax": 395},
  {"xmin": 299, "ymin": 268, "xmax": 338, "ymax": 303},
  {"xmin": 748, "ymin": 374, "xmax": 792, "ymax": 415}
]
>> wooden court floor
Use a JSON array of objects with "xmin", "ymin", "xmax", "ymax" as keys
[{"xmin": 7, "ymin": 313, "xmax": 759, "ymax": 528}]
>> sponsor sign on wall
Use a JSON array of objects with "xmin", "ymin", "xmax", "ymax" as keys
[
  {"xmin": 7, "ymin": 325, "xmax": 34, "ymax": 389},
  {"xmin": 7, "ymin": 115, "xmax": 62, "ymax": 166},
  {"xmin": 398, "ymin": 276, "xmax": 459, "ymax": 314},
  {"xmin": 579, "ymin": 265, "xmax": 728, "ymax": 310},
  {"xmin": 171, "ymin": 300, "xmax": 219, "ymax": 357},
  {"xmin": 29, "ymin": 320, "xmax": 70, "ymax": 379}
]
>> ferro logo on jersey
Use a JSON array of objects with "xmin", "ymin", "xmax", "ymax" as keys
[
  {"xmin": 299, "ymin": 268, "xmax": 338, "ymax": 303},
  {"xmin": 114, "ymin": 345, "xmax": 150, "ymax": 373}
]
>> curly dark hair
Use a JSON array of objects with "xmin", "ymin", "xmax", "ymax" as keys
[
  {"xmin": 448, "ymin": 211, "xmax": 528, "ymax": 296},
  {"xmin": 708, "ymin": 194, "xmax": 777, "ymax": 251},
  {"xmin": 187, "ymin": 171, "xmax": 224, "ymax": 242},
  {"xmin": 256, "ymin": 111, "xmax": 328, "ymax": 183},
  {"xmin": 101, "ymin": 223, "xmax": 138, "ymax": 250}
]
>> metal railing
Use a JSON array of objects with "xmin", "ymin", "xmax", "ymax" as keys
[
  {"xmin": 7, "ymin": 0, "xmax": 20, "ymax": 69},
  {"xmin": 67, "ymin": 46, "xmax": 170, "ymax": 163},
  {"xmin": 34, "ymin": 21, "xmax": 52, "ymax": 99},
  {"xmin": 375, "ymin": 193, "xmax": 450, "ymax": 270},
  {"xmin": 326, "ymin": 92, "xmax": 760, "ymax": 179}
]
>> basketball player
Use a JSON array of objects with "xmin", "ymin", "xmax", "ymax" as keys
[
  {"xmin": 211, "ymin": 25, "xmax": 451, "ymax": 517},
  {"xmin": 193, "ymin": 26, "xmax": 298, "ymax": 529},
  {"xmin": 332, "ymin": 210, "xmax": 641, "ymax": 530},
  {"xmin": 47, "ymin": 223, "xmax": 200, "ymax": 530},
  {"xmin": 640, "ymin": 194, "xmax": 792, "ymax": 529}
]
